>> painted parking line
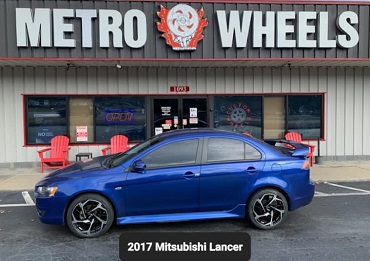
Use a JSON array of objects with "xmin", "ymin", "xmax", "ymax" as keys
[
  {"xmin": 315, "ymin": 182, "xmax": 370, "ymax": 197},
  {"xmin": 0, "ymin": 191, "xmax": 35, "ymax": 208},
  {"xmin": 314, "ymin": 191, "xmax": 328, "ymax": 196},
  {"xmin": 315, "ymin": 192, "xmax": 370, "ymax": 197},
  {"xmin": 22, "ymin": 191, "xmax": 35, "ymax": 205},
  {"xmin": 0, "ymin": 203, "xmax": 35, "ymax": 207},
  {"xmin": 323, "ymin": 182, "xmax": 370, "ymax": 193}
]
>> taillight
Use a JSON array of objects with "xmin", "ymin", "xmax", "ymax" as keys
[{"xmin": 301, "ymin": 159, "xmax": 310, "ymax": 169}]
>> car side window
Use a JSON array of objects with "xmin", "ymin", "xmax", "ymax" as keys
[
  {"xmin": 142, "ymin": 139, "xmax": 199, "ymax": 169},
  {"xmin": 245, "ymin": 143, "xmax": 262, "ymax": 160},
  {"xmin": 206, "ymin": 138, "xmax": 261, "ymax": 162}
]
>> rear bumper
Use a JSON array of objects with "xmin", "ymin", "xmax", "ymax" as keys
[{"xmin": 289, "ymin": 180, "xmax": 315, "ymax": 211}]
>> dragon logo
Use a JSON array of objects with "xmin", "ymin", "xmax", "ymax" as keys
[{"xmin": 157, "ymin": 4, "xmax": 208, "ymax": 51}]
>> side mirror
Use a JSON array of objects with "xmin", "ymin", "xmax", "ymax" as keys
[{"xmin": 132, "ymin": 160, "xmax": 146, "ymax": 172}]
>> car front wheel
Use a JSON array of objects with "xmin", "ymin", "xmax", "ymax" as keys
[
  {"xmin": 247, "ymin": 188, "xmax": 288, "ymax": 230},
  {"xmin": 66, "ymin": 193, "xmax": 114, "ymax": 238}
]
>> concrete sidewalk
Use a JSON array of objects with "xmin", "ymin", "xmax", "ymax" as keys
[{"xmin": 1, "ymin": 160, "xmax": 370, "ymax": 191}]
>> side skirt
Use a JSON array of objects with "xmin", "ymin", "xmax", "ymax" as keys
[{"xmin": 117, "ymin": 204, "xmax": 246, "ymax": 225}]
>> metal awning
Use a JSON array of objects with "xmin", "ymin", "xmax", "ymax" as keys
[{"xmin": 0, "ymin": 59, "xmax": 369, "ymax": 68}]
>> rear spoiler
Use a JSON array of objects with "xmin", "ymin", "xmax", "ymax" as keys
[{"xmin": 264, "ymin": 139, "xmax": 310, "ymax": 157}]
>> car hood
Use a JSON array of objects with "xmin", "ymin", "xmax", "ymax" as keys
[{"xmin": 45, "ymin": 155, "xmax": 110, "ymax": 179}]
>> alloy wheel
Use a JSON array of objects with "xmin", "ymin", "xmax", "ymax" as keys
[
  {"xmin": 66, "ymin": 194, "xmax": 114, "ymax": 238},
  {"xmin": 247, "ymin": 189, "xmax": 288, "ymax": 230}
]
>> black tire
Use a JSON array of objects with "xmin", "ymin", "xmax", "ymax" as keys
[
  {"xmin": 66, "ymin": 193, "xmax": 114, "ymax": 238},
  {"xmin": 247, "ymin": 188, "xmax": 288, "ymax": 230}
]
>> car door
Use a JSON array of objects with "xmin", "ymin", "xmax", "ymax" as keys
[
  {"xmin": 199, "ymin": 137, "xmax": 265, "ymax": 212},
  {"xmin": 124, "ymin": 138, "xmax": 202, "ymax": 216}
]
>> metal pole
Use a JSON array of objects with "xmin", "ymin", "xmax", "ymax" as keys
[{"xmin": 315, "ymin": 136, "xmax": 323, "ymax": 164}]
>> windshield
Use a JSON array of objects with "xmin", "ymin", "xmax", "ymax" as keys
[{"xmin": 104, "ymin": 135, "xmax": 162, "ymax": 168}]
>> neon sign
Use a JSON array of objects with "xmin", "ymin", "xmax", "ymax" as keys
[{"xmin": 104, "ymin": 110, "xmax": 135, "ymax": 125}]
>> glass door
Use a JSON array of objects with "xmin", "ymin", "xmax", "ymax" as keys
[
  {"xmin": 152, "ymin": 97, "xmax": 208, "ymax": 135},
  {"xmin": 153, "ymin": 98, "xmax": 179, "ymax": 134}
]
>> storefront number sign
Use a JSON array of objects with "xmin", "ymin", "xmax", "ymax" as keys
[{"xmin": 169, "ymin": 86, "xmax": 190, "ymax": 92}]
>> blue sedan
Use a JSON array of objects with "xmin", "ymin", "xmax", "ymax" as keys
[{"xmin": 35, "ymin": 129, "xmax": 315, "ymax": 238}]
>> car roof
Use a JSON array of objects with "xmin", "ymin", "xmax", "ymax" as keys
[
  {"xmin": 149, "ymin": 128, "xmax": 287, "ymax": 159},
  {"xmin": 156, "ymin": 128, "xmax": 243, "ymax": 140}
]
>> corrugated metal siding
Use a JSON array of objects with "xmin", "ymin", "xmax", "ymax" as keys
[
  {"xmin": 0, "ymin": 0, "xmax": 369, "ymax": 59},
  {"xmin": 1, "ymin": 66, "xmax": 370, "ymax": 164}
]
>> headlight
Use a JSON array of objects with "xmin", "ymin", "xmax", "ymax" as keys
[{"xmin": 37, "ymin": 186, "xmax": 58, "ymax": 197}]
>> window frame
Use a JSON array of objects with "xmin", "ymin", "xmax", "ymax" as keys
[
  {"xmin": 23, "ymin": 93, "xmax": 325, "ymax": 146},
  {"xmin": 285, "ymin": 94, "xmax": 324, "ymax": 140},
  {"xmin": 213, "ymin": 93, "xmax": 325, "ymax": 141},
  {"xmin": 25, "ymin": 96, "xmax": 69, "ymax": 145},
  {"xmin": 24, "ymin": 94, "xmax": 147, "ymax": 146},
  {"xmin": 202, "ymin": 137, "xmax": 262, "ymax": 164},
  {"xmin": 140, "ymin": 138, "xmax": 203, "ymax": 170}
]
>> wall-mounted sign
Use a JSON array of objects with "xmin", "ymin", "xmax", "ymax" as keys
[
  {"xmin": 104, "ymin": 110, "xmax": 135, "ymax": 125},
  {"xmin": 216, "ymin": 10, "xmax": 358, "ymax": 49},
  {"xmin": 170, "ymin": 86, "xmax": 190, "ymax": 92},
  {"xmin": 157, "ymin": 4, "xmax": 208, "ymax": 50},
  {"xmin": 15, "ymin": 6, "xmax": 359, "ymax": 51}
]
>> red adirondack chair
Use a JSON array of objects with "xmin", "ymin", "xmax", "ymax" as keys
[
  {"xmin": 285, "ymin": 131, "xmax": 315, "ymax": 166},
  {"xmin": 101, "ymin": 135, "xmax": 129, "ymax": 156},
  {"xmin": 37, "ymin": 135, "xmax": 70, "ymax": 173}
]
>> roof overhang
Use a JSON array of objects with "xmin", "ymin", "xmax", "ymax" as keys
[{"xmin": 0, "ymin": 59, "xmax": 369, "ymax": 68}]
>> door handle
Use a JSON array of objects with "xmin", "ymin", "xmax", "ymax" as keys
[
  {"xmin": 183, "ymin": 172, "xmax": 200, "ymax": 179},
  {"xmin": 246, "ymin": 166, "xmax": 257, "ymax": 174}
]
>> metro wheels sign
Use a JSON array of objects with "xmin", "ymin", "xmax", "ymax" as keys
[{"xmin": 157, "ymin": 4, "xmax": 208, "ymax": 51}]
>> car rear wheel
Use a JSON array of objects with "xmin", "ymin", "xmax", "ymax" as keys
[
  {"xmin": 66, "ymin": 194, "xmax": 114, "ymax": 238},
  {"xmin": 247, "ymin": 188, "xmax": 288, "ymax": 230}
]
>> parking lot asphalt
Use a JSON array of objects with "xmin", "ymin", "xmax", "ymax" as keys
[{"xmin": 0, "ymin": 160, "xmax": 370, "ymax": 191}]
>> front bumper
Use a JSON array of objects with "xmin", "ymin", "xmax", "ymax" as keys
[{"xmin": 35, "ymin": 196, "xmax": 69, "ymax": 225}]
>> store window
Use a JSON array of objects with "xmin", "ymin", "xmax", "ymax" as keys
[
  {"xmin": 263, "ymin": 96, "xmax": 285, "ymax": 139},
  {"xmin": 26, "ymin": 97, "xmax": 68, "ymax": 144},
  {"xmin": 25, "ymin": 96, "xmax": 146, "ymax": 145},
  {"xmin": 213, "ymin": 94, "xmax": 323, "ymax": 140},
  {"xmin": 69, "ymin": 97, "xmax": 94, "ymax": 143},
  {"xmin": 214, "ymin": 96, "xmax": 263, "ymax": 138},
  {"xmin": 287, "ymin": 95, "xmax": 323, "ymax": 139},
  {"xmin": 95, "ymin": 97, "xmax": 146, "ymax": 142}
]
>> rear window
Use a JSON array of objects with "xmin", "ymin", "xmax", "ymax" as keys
[{"xmin": 263, "ymin": 140, "xmax": 293, "ymax": 156}]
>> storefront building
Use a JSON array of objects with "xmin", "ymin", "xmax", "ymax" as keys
[{"xmin": 0, "ymin": 0, "xmax": 370, "ymax": 167}]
